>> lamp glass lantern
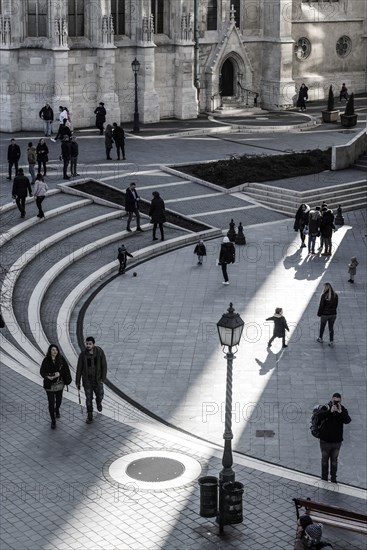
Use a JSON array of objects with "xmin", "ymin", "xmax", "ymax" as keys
[
  {"xmin": 217, "ymin": 302, "xmax": 244, "ymax": 348},
  {"xmin": 131, "ymin": 58, "xmax": 140, "ymax": 74}
]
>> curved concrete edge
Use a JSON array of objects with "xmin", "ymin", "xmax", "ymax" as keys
[
  {"xmin": 57, "ymin": 228, "xmax": 222, "ymax": 369},
  {"xmin": 0, "ymin": 189, "xmax": 60, "ymax": 215},
  {"xmin": 0, "ymin": 198, "xmax": 92, "ymax": 247},
  {"xmin": 57, "ymin": 179, "xmax": 125, "ymax": 211},
  {"xmin": 28, "ymin": 215, "xmax": 134, "ymax": 355}
]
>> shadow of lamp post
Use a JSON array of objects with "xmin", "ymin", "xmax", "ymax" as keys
[{"xmin": 131, "ymin": 57, "xmax": 140, "ymax": 133}]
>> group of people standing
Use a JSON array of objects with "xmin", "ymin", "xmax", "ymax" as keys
[{"xmin": 294, "ymin": 202, "xmax": 335, "ymax": 256}]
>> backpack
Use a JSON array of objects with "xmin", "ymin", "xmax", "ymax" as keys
[{"xmin": 310, "ymin": 405, "xmax": 327, "ymax": 438}]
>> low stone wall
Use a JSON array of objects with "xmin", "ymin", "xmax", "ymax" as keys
[{"xmin": 331, "ymin": 128, "xmax": 367, "ymax": 170}]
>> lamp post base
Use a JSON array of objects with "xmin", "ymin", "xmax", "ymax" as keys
[{"xmin": 133, "ymin": 113, "xmax": 140, "ymax": 133}]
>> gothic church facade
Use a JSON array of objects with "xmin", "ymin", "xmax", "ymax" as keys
[{"xmin": 0, "ymin": 0, "xmax": 365, "ymax": 131}]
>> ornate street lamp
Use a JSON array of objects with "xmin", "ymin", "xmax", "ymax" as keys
[
  {"xmin": 131, "ymin": 57, "xmax": 140, "ymax": 133},
  {"xmin": 216, "ymin": 302, "xmax": 244, "ymax": 533}
]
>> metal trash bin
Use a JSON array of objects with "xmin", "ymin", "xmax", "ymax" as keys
[
  {"xmin": 198, "ymin": 476, "xmax": 218, "ymax": 518},
  {"xmin": 222, "ymin": 481, "xmax": 244, "ymax": 524}
]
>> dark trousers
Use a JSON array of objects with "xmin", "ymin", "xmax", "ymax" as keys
[
  {"xmin": 46, "ymin": 390, "xmax": 63, "ymax": 422},
  {"xmin": 37, "ymin": 161, "xmax": 47, "ymax": 176},
  {"xmin": 83, "ymin": 381, "xmax": 104, "ymax": 413},
  {"xmin": 323, "ymin": 236, "xmax": 332, "ymax": 255},
  {"xmin": 36, "ymin": 196, "xmax": 45, "ymax": 218},
  {"xmin": 153, "ymin": 223, "xmax": 164, "ymax": 240},
  {"xmin": 97, "ymin": 123, "xmax": 104, "ymax": 135},
  {"xmin": 319, "ymin": 314, "xmax": 336, "ymax": 342},
  {"xmin": 320, "ymin": 440, "xmax": 342, "ymax": 480},
  {"xmin": 221, "ymin": 263, "xmax": 229, "ymax": 282},
  {"xmin": 70, "ymin": 156, "xmax": 78, "ymax": 176},
  {"xmin": 127, "ymin": 208, "xmax": 141, "ymax": 230},
  {"xmin": 119, "ymin": 259, "xmax": 127, "ymax": 273},
  {"xmin": 8, "ymin": 161, "xmax": 19, "ymax": 179},
  {"xmin": 106, "ymin": 147, "xmax": 112, "ymax": 160},
  {"xmin": 15, "ymin": 197, "xmax": 26, "ymax": 216},
  {"xmin": 268, "ymin": 334, "xmax": 286, "ymax": 347},
  {"xmin": 308, "ymin": 234, "xmax": 317, "ymax": 253},
  {"xmin": 63, "ymin": 158, "xmax": 70, "ymax": 177},
  {"xmin": 116, "ymin": 142, "xmax": 125, "ymax": 159},
  {"xmin": 299, "ymin": 229, "xmax": 306, "ymax": 245}
]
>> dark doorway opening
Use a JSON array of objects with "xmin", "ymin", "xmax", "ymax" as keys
[{"xmin": 221, "ymin": 59, "xmax": 234, "ymax": 96}]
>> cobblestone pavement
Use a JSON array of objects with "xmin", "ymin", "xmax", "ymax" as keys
[{"xmin": 0, "ymin": 114, "xmax": 366, "ymax": 549}]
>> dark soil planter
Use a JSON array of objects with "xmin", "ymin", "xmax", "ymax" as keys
[
  {"xmin": 322, "ymin": 110, "xmax": 339, "ymax": 123},
  {"xmin": 340, "ymin": 113, "xmax": 358, "ymax": 128}
]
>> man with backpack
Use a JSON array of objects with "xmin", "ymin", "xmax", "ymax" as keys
[{"xmin": 312, "ymin": 393, "xmax": 351, "ymax": 483}]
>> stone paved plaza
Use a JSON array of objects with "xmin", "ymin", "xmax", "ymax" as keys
[{"xmin": 1, "ymin": 104, "xmax": 367, "ymax": 550}]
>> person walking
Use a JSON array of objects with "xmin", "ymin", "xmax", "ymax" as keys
[
  {"xmin": 294, "ymin": 203, "xmax": 310, "ymax": 248},
  {"xmin": 33, "ymin": 173, "xmax": 48, "ymax": 219},
  {"xmin": 70, "ymin": 135, "xmax": 79, "ymax": 177},
  {"xmin": 347, "ymin": 256, "xmax": 359, "ymax": 283},
  {"xmin": 105, "ymin": 124, "xmax": 114, "ymax": 160},
  {"xmin": 317, "ymin": 282, "xmax": 338, "ymax": 347},
  {"xmin": 339, "ymin": 83, "xmax": 349, "ymax": 102},
  {"xmin": 125, "ymin": 182, "xmax": 142, "ymax": 232},
  {"xmin": 194, "ymin": 240, "xmax": 207, "ymax": 265},
  {"xmin": 76, "ymin": 336, "xmax": 107, "ymax": 424},
  {"xmin": 112, "ymin": 122, "xmax": 125, "ymax": 160},
  {"xmin": 27, "ymin": 141, "xmax": 37, "ymax": 185},
  {"xmin": 94, "ymin": 102, "xmax": 106, "ymax": 135},
  {"xmin": 218, "ymin": 236, "xmax": 235, "ymax": 285},
  {"xmin": 266, "ymin": 307, "xmax": 289, "ymax": 348},
  {"xmin": 39, "ymin": 102, "xmax": 54, "ymax": 136},
  {"xmin": 320, "ymin": 209, "xmax": 335, "ymax": 256},
  {"xmin": 297, "ymin": 83, "xmax": 308, "ymax": 111},
  {"xmin": 317, "ymin": 392, "xmax": 351, "ymax": 483},
  {"xmin": 7, "ymin": 138, "xmax": 21, "ymax": 180},
  {"xmin": 40, "ymin": 344, "xmax": 72, "ymax": 429},
  {"xmin": 307, "ymin": 207, "xmax": 321, "ymax": 254},
  {"xmin": 117, "ymin": 244, "xmax": 133, "ymax": 274},
  {"xmin": 12, "ymin": 168, "xmax": 32, "ymax": 218},
  {"xmin": 51, "ymin": 106, "xmax": 69, "ymax": 141},
  {"xmin": 61, "ymin": 136, "xmax": 71, "ymax": 179},
  {"xmin": 36, "ymin": 138, "xmax": 49, "ymax": 176},
  {"xmin": 149, "ymin": 191, "xmax": 166, "ymax": 241}
]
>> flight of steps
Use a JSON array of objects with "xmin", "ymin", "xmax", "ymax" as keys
[
  {"xmin": 241, "ymin": 180, "xmax": 367, "ymax": 216},
  {"xmin": 353, "ymin": 153, "xmax": 367, "ymax": 172}
]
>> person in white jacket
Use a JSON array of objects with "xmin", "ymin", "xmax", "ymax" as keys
[{"xmin": 33, "ymin": 173, "xmax": 48, "ymax": 219}]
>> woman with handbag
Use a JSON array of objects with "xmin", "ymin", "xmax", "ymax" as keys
[{"xmin": 40, "ymin": 344, "xmax": 72, "ymax": 429}]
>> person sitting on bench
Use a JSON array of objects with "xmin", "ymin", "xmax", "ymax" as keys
[{"xmin": 294, "ymin": 518, "xmax": 333, "ymax": 549}]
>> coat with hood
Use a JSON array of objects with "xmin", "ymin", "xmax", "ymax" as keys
[
  {"xmin": 149, "ymin": 193, "xmax": 166, "ymax": 224},
  {"xmin": 266, "ymin": 314, "xmax": 289, "ymax": 337},
  {"xmin": 219, "ymin": 239, "xmax": 235, "ymax": 265},
  {"xmin": 36, "ymin": 141, "xmax": 49, "ymax": 163},
  {"xmin": 308, "ymin": 210, "xmax": 321, "ymax": 236},
  {"xmin": 348, "ymin": 258, "xmax": 359, "ymax": 276},
  {"xmin": 294, "ymin": 204, "xmax": 310, "ymax": 231},
  {"xmin": 317, "ymin": 290, "xmax": 338, "ymax": 317},
  {"xmin": 320, "ymin": 210, "xmax": 335, "ymax": 238}
]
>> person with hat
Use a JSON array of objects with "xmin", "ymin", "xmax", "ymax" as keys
[
  {"xmin": 94, "ymin": 102, "xmax": 107, "ymax": 135},
  {"xmin": 294, "ymin": 521, "xmax": 333, "ymax": 549},
  {"xmin": 218, "ymin": 236, "xmax": 235, "ymax": 285},
  {"xmin": 12, "ymin": 168, "xmax": 32, "ymax": 218}
]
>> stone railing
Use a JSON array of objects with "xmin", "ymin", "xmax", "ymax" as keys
[{"xmin": 331, "ymin": 127, "xmax": 367, "ymax": 170}]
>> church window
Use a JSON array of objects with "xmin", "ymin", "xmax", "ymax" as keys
[
  {"xmin": 232, "ymin": 0, "xmax": 241, "ymax": 27},
  {"xmin": 336, "ymin": 36, "xmax": 352, "ymax": 57},
  {"xmin": 111, "ymin": 0, "xmax": 125, "ymax": 35},
  {"xmin": 27, "ymin": 0, "xmax": 48, "ymax": 37},
  {"xmin": 151, "ymin": 0, "xmax": 164, "ymax": 34},
  {"xmin": 207, "ymin": 0, "xmax": 217, "ymax": 31},
  {"xmin": 295, "ymin": 38, "xmax": 311, "ymax": 60},
  {"xmin": 68, "ymin": 0, "xmax": 84, "ymax": 37}
]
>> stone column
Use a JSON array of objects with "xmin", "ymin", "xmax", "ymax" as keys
[
  {"xmin": 173, "ymin": 13, "xmax": 198, "ymax": 119},
  {"xmin": 260, "ymin": 0, "xmax": 296, "ymax": 109},
  {"xmin": 135, "ymin": 44, "xmax": 160, "ymax": 124}
]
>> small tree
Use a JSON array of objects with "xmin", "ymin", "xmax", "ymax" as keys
[
  {"xmin": 327, "ymin": 85, "xmax": 335, "ymax": 111},
  {"xmin": 344, "ymin": 93, "xmax": 355, "ymax": 116}
]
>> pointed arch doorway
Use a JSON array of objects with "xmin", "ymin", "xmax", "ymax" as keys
[{"xmin": 221, "ymin": 58, "xmax": 234, "ymax": 96}]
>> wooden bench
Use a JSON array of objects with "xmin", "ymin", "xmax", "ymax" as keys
[{"xmin": 293, "ymin": 497, "xmax": 367, "ymax": 535}]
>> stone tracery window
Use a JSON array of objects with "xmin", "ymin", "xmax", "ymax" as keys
[
  {"xmin": 207, "ymin": 0, "xmax": 217, "ymax": 31},
  {"xmin": 68, "ymin": 0, "xmax": 84, "ymax": 37},
  {"xmin": 151, "ymin": 0, "xmax": 164, "ymax": 34},
  {"xmin": 111, "ymin": 0, "xmax": 125, "ymax": 35},
  {"xmin": 27, "ymin": 0, "xmax": 48, "ymax": 37},
  {"xmin": 336, "ymin": 35, "xmax": 352, "ymax": 57},
  {"xmin": 295, "ymin": 37, "xmax": 311, "ymax": 60}
]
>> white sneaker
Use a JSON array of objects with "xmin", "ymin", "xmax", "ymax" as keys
[
  {"xmin": 317, "ymin": 337, "xmax": 323, "ymax": 343},
  {"xmin": 222, "ymin": 281, "xmax": 229, "ymax": 285},
  {"xmin": 50, "ymin": 138, "xmax": 56, "ymax": 142}
]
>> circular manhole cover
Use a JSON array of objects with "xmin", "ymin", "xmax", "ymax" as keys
[
  {"xmin": 108, "ymin": 450, "xmax": 202, "ymax": 491},
  {"xmin": 126, "ymin": 457, "xmax": 185, "ymax": 482}
]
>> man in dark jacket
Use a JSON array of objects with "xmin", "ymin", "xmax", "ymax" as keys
[
  {"xmin": 149, "ymin": 191, "xmax": 166, "ymax": 241},
  {"xmin": 12, "ymin": 168, "xmax": 32, "ymax": 218},
  {"xmin": 320, "ymin": 209, "xmax": 335, "ymax": 256},
  {"xmin": 125, "ymin": 182, "xmax": 142, "ymax": 232},
  {"xmin": 94, "ymin": 102, "xmax": 106, "ymax": 135},
  {"xmin": 61, "ymin": 136, "xmax": 71, "ymax": 179},
  {"xmin": 317, "ymin": 392, "xmax": 351, "ymax": 482},
  {"xmin": 7, "ymin": 138, "xmax": 21, "ymax": 180},
  {"xmin": 112, "ymin": 122, "xmax": 126, "ymax": 160},
  {"xmin": 39, "ymin": 102, "xmax": 54, "ymax": 136},
  {"xmin": 76, "ymin": 336, "xmax": 107, "ymax": 424},
  {"xmin": 70, "ymin": 136, "xmax": 79, "ymax": 177},
  {"xmin": 219, "ymin": 236, "xmax": 235, "ymax": 285}
]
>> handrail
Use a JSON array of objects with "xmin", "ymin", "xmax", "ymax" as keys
[{"xmin": 237, "ymin": 81, "xmax": 259, "ymax": 107}]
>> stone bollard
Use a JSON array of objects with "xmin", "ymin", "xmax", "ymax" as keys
[
  {"xmin": 235, "ymin": 222, "xmax": 246, "ymax": 245},
  {"xmin": 227, "ymin": 219, "xmax": 236, "ymax": 242},
  {"xmin": 335, "ymin": 205, "xmax": 344, "ymax": 226}
]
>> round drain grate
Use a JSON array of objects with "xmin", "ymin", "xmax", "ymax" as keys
[
  {"xmin": 126, "ymin": 457, "xmax": 185, "ymax": 482},
  {"xmin": 108, "ymin": 450, "xmax": 202, "ymax": 491}
]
